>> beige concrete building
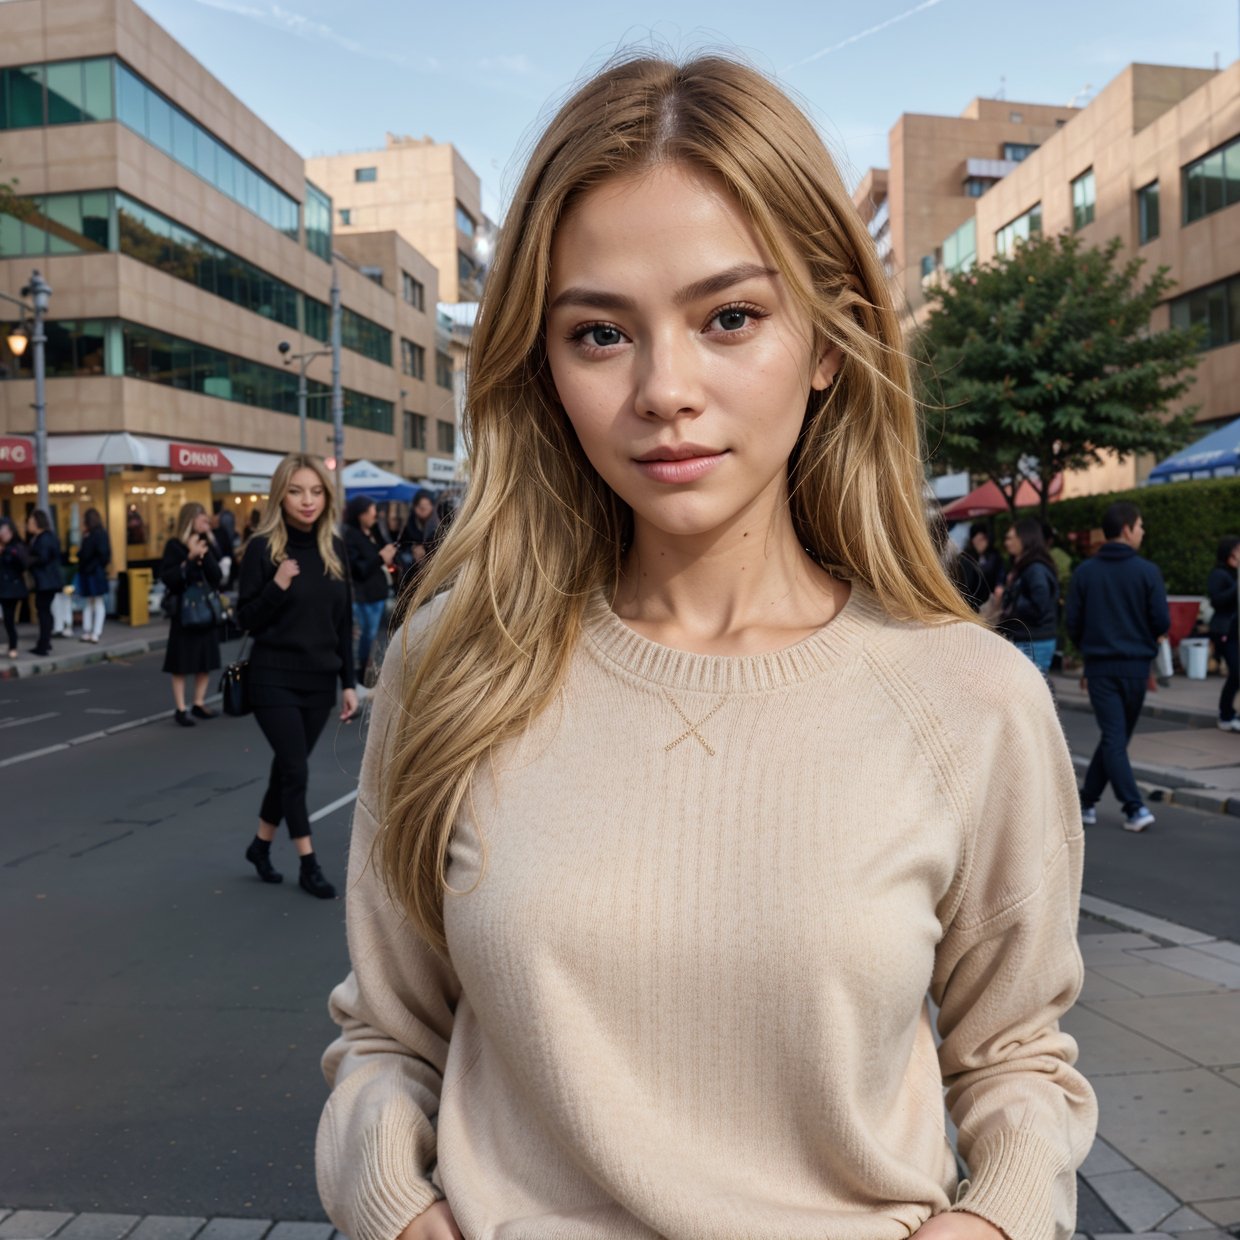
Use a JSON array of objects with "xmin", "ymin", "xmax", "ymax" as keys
[
  {"xmin": 0, "ymin": 0, "xmax": 461, "ymax": 574},
  {"xmin": 306, "ymin": 136, "xmax": 488, "ymax": 303},
  {"xmin": 859, "ymin": 61, "xmax": 1240, "ymax": 498}
]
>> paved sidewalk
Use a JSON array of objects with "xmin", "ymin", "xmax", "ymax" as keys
[
  {"xmin": 0, "ymin": 618, "xmax": 171, "ymax": 681},
  {"xmin": 1052, "ymin": 670, "xmax": 1240, "ymax": 819}
]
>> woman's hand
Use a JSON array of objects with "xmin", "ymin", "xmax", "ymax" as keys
[
  {"xmin": 915, "ymin": 1211, "xmax": 1007, "ymax": 1239},
  {"xmin": 274, "ymin": 558, "xmax": 300, "ymax": 590},
  {"xmin": 379, "ymin": 542, "xmax": 398, "ymax": 566},
  {"xmin": 396, "ymin": 1201, "xmax": 463, "ymax": 1239},
  {"xmin": 340, "ymin": 688, "xmax": 359, "ymax": 722}
]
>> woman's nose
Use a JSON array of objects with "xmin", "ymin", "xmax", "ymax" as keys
[{"xmin": 633, "ymin": 331, "xmax": 706, "ymax": 422}]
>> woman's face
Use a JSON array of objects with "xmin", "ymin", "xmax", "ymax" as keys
[
  {"xmin": 546, "ymin": 162, "xmax": 840, "ymax": 547},
  {"xmin": 192, "ymin": 511, "xmax": 211, "ymax": 535},
  {"xmin": 971, "ymin": 531, "xmax": 989, "ymax": 555},
  {"xmin": 414, "ymin": 496, "xmax": 434, "ymax": 522},
  {"xmin": 0, "ymin": 523, "xmax": 11, "ymax": 545},
  {"xmin": 284, "ymin": 468, "xmax": 327, "ymax": 531},
  {"xmin": 26, "ymin": 515, "xmax": 38, "ymax": 537},
  {"xmin": 360, "ymin": 504, "xmax": 377, "ymax": 531},
  {"xmin": 1003, "ymin": 527, "xmax": 1021, "ymax": 558}
]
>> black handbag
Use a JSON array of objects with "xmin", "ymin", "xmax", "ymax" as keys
[
  {"xmin": 219, "ymin": 636, "xmax": 252, "ymax": 717},
  {"xmin": 180, "ymin": 582, "xmax": 224, "ymax": 630}
]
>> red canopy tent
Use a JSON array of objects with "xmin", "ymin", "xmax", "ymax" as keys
[{"xmin": 940, "ymin": 475, "xmax": 1063, "ymax": 522}]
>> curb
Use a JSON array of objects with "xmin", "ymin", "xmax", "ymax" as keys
[
  {"xmin": 1055, "ymin": 689, "xmax": 1218, "ymax": 730},
  {"xmin": 1068, "ymin": 752, "xmax": 1240, "ymax": 820},
  {"xmin": 0, "ymin": 635, "xmax": 169, "ymax": 681}
]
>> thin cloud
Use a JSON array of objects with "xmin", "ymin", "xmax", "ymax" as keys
[
  {"xmin": 784, "ymin": 0, "xmax": 948, "ymax": 72},
  {"xmin": 187, "ymin": 0, "xmax": 423, "ymax": 69},
  {"xmin": 478, "ymin": 53, "xmax": 537, "ymax": 77}
]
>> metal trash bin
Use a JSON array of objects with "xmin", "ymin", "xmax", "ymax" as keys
[
  {"xmin": 124, "ymin": 567, "xmax": 153, "ymax": 626},
  {"xmin": 1181, "ymin": 637, "xmax": 1209, "ymax": 680}
]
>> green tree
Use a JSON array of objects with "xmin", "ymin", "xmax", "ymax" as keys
[{"xmin": 917, "ymin": 232, "xmax": 1202, "ymax": 520}]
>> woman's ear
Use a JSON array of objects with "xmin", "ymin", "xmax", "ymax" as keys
[{"xmin": 811, "ymin": 345, "xmax": 844, "ymax": 392}]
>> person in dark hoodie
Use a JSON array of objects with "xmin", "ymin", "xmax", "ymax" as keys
[
  {"xmin": 1207, "ymin": 535, "xmax": 1239, "ymax": 733},
  {"xmin": 1066, "ymin": 501, "xmax": 1170, "ymax": 833},
  {"xmin": 998, "ymin": 517, "xmax": 1059, "ymax": 675},
  {"xmin": 25, "ymin": 509, "xmax": 62, "ymax": 657}
]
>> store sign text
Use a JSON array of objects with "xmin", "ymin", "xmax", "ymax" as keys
[
  {"xmin": 170, "ymin": 443, "xmax": 233, "ymax": 474},
  {"xmin": 0, "ymin": 436, "xmax": 34, "ymax": 467}
]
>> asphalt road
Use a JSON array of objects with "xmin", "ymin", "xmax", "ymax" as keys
[{"xmin": 2, "ymin": 655, "xmax": 1237, "ymax": 1221}]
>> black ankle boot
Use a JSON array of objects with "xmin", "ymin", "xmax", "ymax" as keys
[
  {"xmin": 299, "ymin": 853, "xmax": 336, "ymax": 899},
  {"xmin": 245, "ymin": 837, "xmax": 283, "ymax": 884},
  {"xmin": 174, "ymin": 709, "xmax": 195, "ymax": 728}
]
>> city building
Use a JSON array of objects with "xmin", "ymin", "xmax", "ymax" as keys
[
  {"xmin": 0, "ymin": 0, "xmax": 462, "ymax": 576},
  {"xmin": 306, "ymin": 135, "xmax": 491, "ymax": 303},
  {"xmin": 857, "ymin": 61, "xmax": 1240, "ymax": 498}
]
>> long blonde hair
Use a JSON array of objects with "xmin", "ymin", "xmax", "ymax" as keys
[
  {"xmin": 175, "ymin": 501, "xmax": 206, "ymax": 546},
  {"xmin": 383, "ymin": 54, "xmax": 979, "ymax": 952},
  {"xmin": 253, "ymin": 454, "xmax": 344, "ymax": 579}
]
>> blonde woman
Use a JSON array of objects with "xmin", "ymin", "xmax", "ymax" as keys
[
  {"xmin": 158, "ymin": 501, "xmax": 222, "ymax": 726},
  {"xmin": 237, "ymin": 454, "xmax": 357, "ymax": 899},
  {"xmin": 318, "ymin": 57, "xmax": 1096, "ymax": 1240}
]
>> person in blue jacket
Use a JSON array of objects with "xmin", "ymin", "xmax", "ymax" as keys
[
  {"xmin": 1066, "ymin": 501, "xmax": 1170, "ymax": 833},
  {"xmin": 1207, "ymin": 536, "xmax": 1239, "ymax": 733}
]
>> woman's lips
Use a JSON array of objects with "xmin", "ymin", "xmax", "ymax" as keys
[{"xmin": 634, "ymin": 451, "xmax": 728, "ymax": 484}]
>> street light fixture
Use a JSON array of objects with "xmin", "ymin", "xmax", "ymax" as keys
[
  {"xmin": 1, "ymin": 269, "xmax": 52, "ymax": 514},
  {"xmin": 277, "ymin": 340, "xmax": 332, "ymax": 454}
]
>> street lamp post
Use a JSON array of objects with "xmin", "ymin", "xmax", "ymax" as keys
[
  {"xmin": 277, "ymin": 340, "xmax": 331, "ymax": 455},
  {"xmin": 1, "ymin": 269, "xmax": 52, "ymax": 515}
]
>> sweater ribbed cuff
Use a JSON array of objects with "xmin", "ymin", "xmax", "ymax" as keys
[
  {"xmin": 349, "ymin": 1120, "xmax": 443, "ymax": 1240},
  {"xmin": 951, "ymin": 1128, "xmax": 1070, "ymax": 1240}
]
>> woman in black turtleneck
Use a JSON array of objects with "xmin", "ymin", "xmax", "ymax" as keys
[{"xmin": 237, "ymin": 454, "xmax": 357, "ymax": 899}]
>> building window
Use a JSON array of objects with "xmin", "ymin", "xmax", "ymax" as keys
[
  {"xmin": 455, "ymin": 202, "xmax": 476, "ymax": 237},
  {"xmin": 963, "ymin": 177, "xmax": 993, "ymax": 198},
  {"xmin": 994, "ymin": 202, "xmax": 1042, "ymax": 256},
  {"xmin": 942, "ymin": 217, "xmax": 976, "ymax": 274},
  {"xmin": 304, "ymin": 180, "xmax": 332, "ymax": 262},
  {"xmin": 1002, "ymin": 142, "xmax": 1038, "ymax": 162},
  {"xmin": 401, "ymin": 270, "xmax": 425, "ymax": 310},
  {"xmin": 1182, "ymin": 135, "xmax": 1240, "ymax": 224},
  {"xmin": 1071, "ymin": 168, "xmax": 1096, "ymax": 231},
  {"xmin": 920, "ymin": 254, "xmax": 935, "ymax": 279},
  {"xmin": 1170, "ymin": 274, "xmax": 1240, "ymax": 351},
  {"xmin": 437, "ymin": 420, "xmax": 456, "ymax": 455},
  {"xmin": 338, "ymin": 208, "xmax": 352, "ymax": 225},
  {"xmin": 1, "ymin": 317, "xmax": 112, "ymax": 378},
  {"xmin": 1137, "ymin": 181, "xmax": 1160, "ymax": 244},
  {"xmin": 436, "ymin": 349, "xmax": 453, "ymax": 389},
  {"xmin": 341, "ymin": 306, "xmax": 392, "ymax": 364},
  {"xmin": 1, "ymin": 190, "xmax": 111, "ymax": 256},
  {"xmin": 360, "ymin": 265, "xmax": 384, "ymax": 286},
  {"xmin": 404, "ymin": 411, "xmax": 427, "ymax": 451},
  {"xmin": 354, "ymin": 166, "xmax": 377, "ymax": 182},
  {"xmin": 401, "ymin": 338, "xmax": 426, "ymax": 379}
]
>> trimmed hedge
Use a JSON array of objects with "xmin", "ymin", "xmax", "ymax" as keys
[{"xmin": 992, "ymin": 477, "xmax": 1240, "ymax": 595}]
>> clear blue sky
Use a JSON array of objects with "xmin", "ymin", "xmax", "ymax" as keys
[{"xmin": 135, "ymin": 0, "xmax": 1239, "ymax": 219}]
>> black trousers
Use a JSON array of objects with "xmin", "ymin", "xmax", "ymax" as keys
[
  {"xmin": 1213, "ymin": 632, "xmax": 1239, "ymax": 722},
  {"xmin": 1081, "ymin": 674, "xmax": 1147, "ymax": 815},
  {"xmin": 253, "ymin": 699, "xmax": 333, "ymax": 839},
  {"xmin": 2, "ymin": 598, "xmax": 19, "ymax": 651},
  {"xmin": 34, "ymin": 589, "xmax": 56, "ymax": 653}
]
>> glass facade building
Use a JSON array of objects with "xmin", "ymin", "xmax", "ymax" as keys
[{"xmin": 1182, "ymin": 135, "xmax": 1240, "ymax": 224}]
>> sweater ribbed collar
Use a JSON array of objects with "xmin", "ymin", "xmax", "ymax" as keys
[{"xmin": 583, "ymin": 579, "xmax": 887, "ymax": 694}]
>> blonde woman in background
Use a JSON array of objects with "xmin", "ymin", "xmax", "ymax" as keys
[
  {"xmin": 317, "ymin": 56, "xmax": 1096, "ymax": 1240},
  {"xmin": 236, "ymin": 454, "xmax": 357, "ymax": 900},
  {"xmin": 158, "ymin": 501, "xmax": 222, "ymax": 727}
]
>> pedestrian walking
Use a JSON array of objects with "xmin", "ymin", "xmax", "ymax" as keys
[
  {"xmin": 159, "ymin": 502, "xmax": 223, "ymax": 727},
  {"xmin": 317, "ymin": 56, "xmax": 1095, "ymax": 1240},
  {"xmin": 1066, "ymin": 501, "xmax": 1170, "ymax": 832},
  {"xmin": 397, "ymin": 488, "xmax": 439, "ymax": 594},
  {"xmin": 998, "ymin": 516, "xmax": 1060, "ymax": 675},
  {"xmin": 962, "ymin": 522, "xmax": 1005, "ymax": 595},
  {"xmin": 237, "ymin": 454, "xmax": 357, "ymax": 900},
  {"xmin": 1207, "ymin": 535, "xmax": 1239, "ymax": 732},
  {"xmin": 0, "ymin": 517, "xmax": 28, "ymax": 660},
  {"xmin": 24, "ymin": 510, "xmax": 61, "ymax": 657},
  {"xmin": 342, "ymin": 494, "xmax": 396, "ymax": 686},
  {"xmin": 76, "ymin": 508, "xmax": 111, "ymax": 644}
]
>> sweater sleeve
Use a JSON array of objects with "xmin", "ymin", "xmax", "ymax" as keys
[
  {"xmin": 337, "ymin": 539, "xmax": 357, "ymax": 691},
  {"xmin": 158, "ymin": 541, "xmax": 189, "ymax": 593},
  {"xmin": 1147, "ymin": 565, "xmax": 1171, "ymax": 640},
  {"xmin": 932, "ymin": 652, "xmax": 1097, "ymax": 1240},
  {"xmin": 236, "ymin": 537, "xmax": 287, "ymax": 634},
  {"xmin": 316, "ymin": 607, "xmax": 460, "ymax": 1240}
]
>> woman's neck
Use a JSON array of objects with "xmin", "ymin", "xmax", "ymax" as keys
[{"xmin": 611, "ymin": 498, "xmax": 848, "ymax": 657}]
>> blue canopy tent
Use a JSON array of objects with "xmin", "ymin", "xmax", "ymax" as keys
[
  {"xmin": 342, "ymin": 459, "xmax": 416, "ymax": 503},
  {"xmin": 1147, "ymin": 416, "xmax": 1240, "ymax": 484}
]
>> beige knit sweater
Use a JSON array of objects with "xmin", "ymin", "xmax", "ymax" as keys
[{"xmin": 317, "ymin": 583, "xmax": 1097, "ymax": 1240}]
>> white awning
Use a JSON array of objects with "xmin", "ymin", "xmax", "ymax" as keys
[{"xmin": 46, "ymin": 434, "xmax": 284, "ymax": 477}]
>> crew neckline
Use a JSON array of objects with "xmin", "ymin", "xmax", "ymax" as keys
[{"xmin": 583, "ymin": 578, "xmax": 888, "ymax": 694}]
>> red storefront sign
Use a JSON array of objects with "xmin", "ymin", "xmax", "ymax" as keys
[
  {"xmin": 169, "ymin": 442, "xmax": 233, "ymax": 474},
  {"xmin": 0, "ymin": 436, "xmax": 34, "ymax": 468}
]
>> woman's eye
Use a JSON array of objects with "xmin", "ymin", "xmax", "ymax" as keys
[
  {"xmin": 585, "ymin": 325, "xmax": 623, "ymax": 348},
  {"xmin": 714, "ymin": 308, "xmax": 750, "ymax": 332}
]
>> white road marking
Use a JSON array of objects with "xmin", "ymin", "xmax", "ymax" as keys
[
  {"xmin": 0, "ymin": 711, "xmax": 59, "ymax": 730},
  {"xmin": 65, "ymin": 689, "xmax": 90, "ymax": 697},
  {"xmin": 84, "ymin": 707, "xmax": 126, "ymax": 715},
  {"xmin": 309, "ymin": 790, "xmax": 359, "ymax": 824}
]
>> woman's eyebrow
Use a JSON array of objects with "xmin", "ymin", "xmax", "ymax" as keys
[{"xmin": 548, "ymin": 262, "xmax": 778, "ymax": 313}]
